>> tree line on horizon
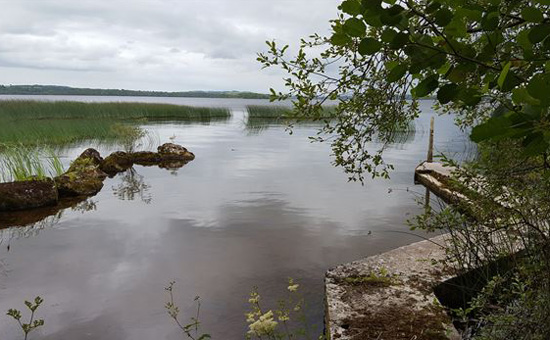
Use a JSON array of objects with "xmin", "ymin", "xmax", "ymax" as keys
[{"xmin": 0, "ymin": 85, "xmax": 270, "ymax": 99}]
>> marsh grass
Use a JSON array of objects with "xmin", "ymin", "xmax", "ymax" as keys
[
  {"xmin": 0, "ymin": 145, "xmax": 64, "ymax": 182},
  {"xmin": 0, "ymin": 119, "xmax": 120, "ymax": 146},
  {"xmin": 0, "ymin": 100, "xmax": 229, "ymax": 146},
  {"xmin": 0, "ymin": 100, "xmax": 230, "ymax": 120}
]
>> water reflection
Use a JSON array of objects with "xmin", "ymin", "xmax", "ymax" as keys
[
  {"xmin": 72, "ymin": 199, "xmax": 98, "ymax": 214},
  {"xmin": 244, "ymin": 117, "xmax": 417, "ymax": 147},
  {"xmin": 112, "ymin": 168, "xmax": 152, "ymax": 204},
  {"xmin": 381, "ymin": 121, "xmax": 417, "ymax": 146},
  {"xmin": 244, "ymin": 118, "xmax": 286, "ymax": 135},
  {"xmin": 146, "ymin": 116, "xmax": 230, "ymax": 126},
  {"xmin": 244, "ymin": 117, "xmax": 325, "ymax": 136},
  {"xmin": 0, "ymin": 196, "xmax": 90, "ymax": 229}
]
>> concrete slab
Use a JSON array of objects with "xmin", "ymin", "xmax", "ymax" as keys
[{"xmin": 325, "ymin": 235, "xmax": 461, "ymax": 340}]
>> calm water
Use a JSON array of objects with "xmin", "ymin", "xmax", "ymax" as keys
[{"xmin": 0, "ymin": 96, "xmax": 472, "ymax": 339}]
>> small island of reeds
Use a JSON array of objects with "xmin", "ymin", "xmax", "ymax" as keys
[{"xmin": 0, "ymin": 100, "xmax": 230, "ymax": 146}]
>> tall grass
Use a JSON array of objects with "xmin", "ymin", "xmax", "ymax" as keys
[
  {"xmin": 246, "ymin": 105, "xmax": 335, "ymax": 119},
  {"xmin": 0, "ymin": 100, "xmax": 230, "ymax": 120},
  {"xmin": 0, "ymin": 100, "xmax": 230, "ymax": 146},
  {"xmin": 0, "ymin": 119, "xmax": 120, "ymax": 146},
  {"xmin": 0, "ymin": 145, "xmax": 64, "ymax": 182}
]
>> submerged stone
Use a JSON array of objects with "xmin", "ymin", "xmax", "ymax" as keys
[{"xmin": 0, "ymin": 178, "xmax": 58, "ymax": 212}]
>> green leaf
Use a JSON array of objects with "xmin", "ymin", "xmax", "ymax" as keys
[
  {"xmin": 512, "ymin": 87, "xmax": 541, "ymax": 106},
  {"xmin": 527, "ymin": 73, "xmax": 550, "ymax": 102},
  {"xmin": 445, "ymin": 17, "xmax": 468, "ymax": 37},
  {"xmin": 381, "ymin": 28, "xmax": 397, "ymax": 43},
  {"xmin": 331, "ymin": 33, "xmax": 351, "ymax": 46},
  {"xmin": 387, "ymin": 63, "xmax": 408, "ymax": 82},
  {"xmin": 458, "ymin": 8, "xmax": 482, "ymax": 21},
  {"xmin": 522, "ymin": 133, "xmax": 549, "ymax": 156},
  {"xmin": 457, "ymin": 87, "xmax": 482, "ymax": 106},
  {"xmin": 496, "ymin": 63, "xmax": 521, "ymax": 92},
  {"xmin": 426, "ymin": 2, "xmax": 441, "ymax": 14},
  {"xmin": 389, "ymin": 32, "xmax": 409, "ymax": 49},
  {"xmin": 517, "ymin": 29, "xmax": 533, "ymax": 51},
  {"xmin": 528, "ymin": 24, "xmax": 550, "ymax": 44},
  {"xmin": 497, "ymin": 62, "xmax": 511, "ymax": 89},
  {"xmin": 358, "ymin": 37, "xmax": 383, "ymax": 55},
  {"xmin": 437, "ymin": 83, "xmax": 459, "ymax": 104},
  {"xmin": 470, "ymin": 116, "xmax": 513, "ymax": 142},
  {"xmin": 363, "ymin": 12, "xmax": 384, "ymax": 27},
  {"xmin": 380, "ymin": 6, "xmax": 405, "ymax": 26},
  {"xmin": 343, "ymin": 18, "xmax": 366, "ymax": 37},
  {"xmin": 434, "ymin": 8, "xmax": 453, "ymax": 27},
  {"xmin": 521, "ymin": 7, "xmax": 544, "ymax": 23},
  {"xmin": 340, "ymin": 0, "xmax": 363, "ymax": 16},
  {"xmin": 481, "ymin": 11, "xmax": 499, "ymax": 31},
  {"xmin": 362, "ymin": 0, "xmax": 382, "ymax": 11},
  {"xmin": 414, "ymin": 75, "xmax": 439, "ymax": 97}
]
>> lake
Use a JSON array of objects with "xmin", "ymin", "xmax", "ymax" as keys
[{"xmin": 0, "ymin": 96, "xmax": 473, "ymax": 339}]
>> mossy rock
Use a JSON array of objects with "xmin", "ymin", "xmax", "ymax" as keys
[
  {"xmin": 100, "ymin": 151, "xmax": 133, "ymax": 176},
  {"xmin": 68, "ymin": 149, "xmax": 103, "ymax": 173},
  {"xmin": 55, "ymin": 167, "xmax": 106, "ymax": 197},
  {"xmin": 158, "ymin": 143, "xmax": 195, "ymax": 161},
  {"xmin": 0, "ymin": 178, "xmax": 58, "ymax": 212},
  {"xmin": 129, "ymin": 151, "xmax": 162, "ymax": 166}
]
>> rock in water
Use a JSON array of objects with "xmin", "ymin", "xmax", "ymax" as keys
[
  {"xmin": 0, "ymin": 179, "xmax": 58, "ymax": 212},
  {"xmin": 158, "ymin": 143, "xmax": 195, "ymax": 160},
  {"xmin": 100, "ymin": 151, "xmax": 133, "ymax": 176},
  {"xmin": 55, "ymin": 168, "xmax": 106, "ymax": 197},
  {"xmin": 55, "ymin": 149, "xmax": 108, "ymax": 197},
  {"xmin": 129, "ymin": 151, "xmax": 162, "ymax": 166},
  {"xmin": 68, "ymin": 148, "xmax": 103, "ymax": 170}
]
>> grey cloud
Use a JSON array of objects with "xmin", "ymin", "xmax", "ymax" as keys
[{"xmin": 0, "ymin": 0, "xmax": 341, "ymax": 91}]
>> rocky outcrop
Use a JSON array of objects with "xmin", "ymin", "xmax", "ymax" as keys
[
  {"xmin": 0, "ymin": 179, "xmax": 58, "ymax": 212},
  {"xmin": 129, "ymin": 151, "xmax": 162, "ymax": 166},
  {"xmin": 158, "ymin": 143, "xmax": 195, "ymax": 161},
  {"xmin": 100, "ymin": 143, "xmax": 194, "ymax": 176},
  {"xmin": 55, "ymin": 148, "xmax": 108, "ymax": 197},
  {"xmin": 0, "ymin": 144, "xmax": 194, "ymax": 213},
  {"xmin": 100, "ymin": 151, "xmax": 134, "ymax": 176}
]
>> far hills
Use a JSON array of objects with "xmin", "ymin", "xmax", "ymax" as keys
[{"xmin": 0, "ymin": 85, "xmax": 270, "ymax": 99}]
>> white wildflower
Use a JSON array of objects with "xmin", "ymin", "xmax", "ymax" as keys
[
  {"xmin": 287, "ymin": 284, "xmax": 299, "ymax": 292},
  {"xmin": 247, "ymin": 310, "xmax": 278, "ymax": 336}
]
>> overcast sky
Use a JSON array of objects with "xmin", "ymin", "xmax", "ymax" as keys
[{"xmin": 0, "ymin": 0, "xmax": 341, "ymax": 93}]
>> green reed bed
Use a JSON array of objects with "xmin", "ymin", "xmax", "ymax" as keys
[
  {"xmin": 0, "ymin": 100, "xmax": 230, "ymax": 120},
  {"xmin": 0, "ymin": 119, "xmax": 129, "ymax": 146},
  {"xmin": 246, "ymin": 105, "xmax": 336, "ymax": 119},
  {"xmin": 0, "ymin": 100, "xmax": 230, "ymax": 146},
  {"xmin": 0, "ymin": 145, "xmax": 64, "ymax": 182}
]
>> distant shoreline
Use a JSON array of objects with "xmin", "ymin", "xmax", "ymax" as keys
[{"xmin": 0, "ymin": 85, "xmax": 271, "ymax": 99}]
